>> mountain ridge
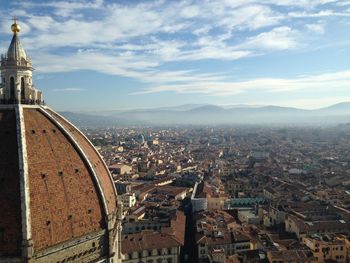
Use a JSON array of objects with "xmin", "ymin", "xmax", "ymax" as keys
[{"xmin": 59, "ymin": 102, "xmax": 350, "ymax": 127}]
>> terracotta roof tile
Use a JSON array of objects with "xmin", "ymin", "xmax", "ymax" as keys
[
  {"xmin": 24, "ymin": 109, "xmax": 105, "ymax": 251},
  {"xmin": 46, "ymin": 109, "xmax": 117, "ymax": 214}
]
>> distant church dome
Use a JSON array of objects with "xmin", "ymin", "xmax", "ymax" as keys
[{"xmin": 0, "ymin": 21, "xmax": 122, "ymax": 263}]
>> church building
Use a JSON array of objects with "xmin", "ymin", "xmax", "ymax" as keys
[{"xmin": 0, "ymin": 21, "xmax": 122, "ymax": 263}]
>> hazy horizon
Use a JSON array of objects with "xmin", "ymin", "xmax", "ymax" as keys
[{"xmin": 70, "ymin": 101, "xmax": 350, "ymax": 113}]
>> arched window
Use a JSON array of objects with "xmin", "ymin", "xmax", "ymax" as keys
[
  {"xmin": 10, "ymin": 77, "xmax": 15, "ymax": 100},
  {"xmin": 21, "ymin": 77, "xmax": 25, "ymax": 101}
]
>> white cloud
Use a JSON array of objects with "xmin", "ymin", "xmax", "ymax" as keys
[
  {"xmin": 240, "ymin": 26, "xmax": 298, "ymax": 50},
  {"xmin": 0, "ymin": 0, "xmax": 348, "ymax": 102},
  {"xmin": 217, "ymin": 5, "xmax": 283, "ymax": 30},
  {"xmin": 134, "ymin": 70, "xmax": 350, "ymax": 96},
  {"xmin": 31, "ymin": 50, "xmax": 225, "ymax": 86},
  {"xmin": 288, "ymin": 10, "xmax": 350, "ymax": 18},
  {"xmin": 305, "ymin": 23, "xmax": 325, "ymax": 34}
]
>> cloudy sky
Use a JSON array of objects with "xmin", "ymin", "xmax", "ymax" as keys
[{"xmin": 0, "ymin": 0, "xmax": 350, "ymax": 111}]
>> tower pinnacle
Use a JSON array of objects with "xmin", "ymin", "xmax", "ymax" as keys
[{"xmin": 0, "ymin": 19, "xmax": 43, "ymax": 104}]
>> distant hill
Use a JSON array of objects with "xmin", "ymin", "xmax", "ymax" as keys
[
  {"xmin": 187, "ymin": 105, "xmax": 227, "ymax": 113},
  {"xmin": 319, "ymin": 102, "xmax": 350, "ymax": 112},
  {"xmin": 59, "ymin": 102, "xmax": 350, "ymax": 128}
]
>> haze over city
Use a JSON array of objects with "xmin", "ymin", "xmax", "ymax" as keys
[{"xmin": 1, "ymin": 0, "xmax": 350, "ymax": 111}]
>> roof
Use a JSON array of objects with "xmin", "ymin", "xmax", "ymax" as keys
[
  {"xmin": 287, "ymin": 214, "xmax": 349, "ymax": 233},
  {"xmin": 0, "ymin": 105, "xmax": 118, "ymax": 256},
  {"xmin": 122, "ymin": 231, "xmax": 180, "ymax": 254},
  {"xmin": 0, "ymin": 110, "xmax": 22, "ymax": 256},
  {"xmin": 46, "ymin": 108, "xmax": 117, "ymax": 214},
  {"xmin": 267, "ymin": 250, "xmax": 314, "ymax": 261},
  {"xmin": 122, "ymin": 210, "xmax": 185, "ymax": 254},
  {"xmin": 7, "ymin": 33, "xmax": 27, "ymax": 61}
]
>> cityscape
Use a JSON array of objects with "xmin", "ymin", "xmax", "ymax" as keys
[
  {"xmin": 84, "ymin": 124, "xmax": 350, "ymax": 262},
  {"xmin": 1, "ymin": 1, "xmax": 350, "ymax": 263}
]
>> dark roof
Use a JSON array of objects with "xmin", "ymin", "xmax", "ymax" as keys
[
  {"xmin": 122, "ymin": 210, "xmax": 185, "ymax": 254},
  {"xmin": 0, "ymin": 110, "xmax": 22, "ymax": 256}
]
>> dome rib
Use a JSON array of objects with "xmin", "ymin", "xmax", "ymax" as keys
[
  {"xmin": 15, "ymin": 105, "xmax": 32, "ymax": 259},
  {"xmin": 45, "ymin": 108, "xmax": 118, "ymax": 215}
]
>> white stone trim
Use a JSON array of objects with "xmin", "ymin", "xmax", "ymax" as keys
[
  {"xmin": 15, "ymin": 104, "xmax": 32, "ymax": 252},
  {"xmin": 42, "ymin": 106, "xmax": 118, "ymax": 205},
  {"xmin": 38, "ymin": 107, "xmax": 110, "ymax": 217},
  {"xmin": 19, "ymin": 104, "xmax": 42, "ymax": 109},
  {"xmin": 33, "ymin": 230, "xmax": 106, "ymax": 258}
]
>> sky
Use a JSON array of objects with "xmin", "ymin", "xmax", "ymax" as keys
[{"xmin": 0, "ymin": 0, "xmax": 350, "ymax": 111}]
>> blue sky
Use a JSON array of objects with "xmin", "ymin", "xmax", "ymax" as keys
[{"xmin": 0, "ymin": 0, "xmax": 350, "ymax": 111}]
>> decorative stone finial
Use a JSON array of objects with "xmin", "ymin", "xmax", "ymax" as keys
[{"xmin": 11, "ymin": 17, "xmax": 21, "ymax": 34}]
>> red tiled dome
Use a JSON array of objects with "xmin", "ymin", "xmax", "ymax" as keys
[{"xmin": 0, "ymin": 105, "xmax": 120, "ymax": 262}]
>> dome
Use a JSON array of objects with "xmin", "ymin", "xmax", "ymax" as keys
[
  {"xmin": 0, "ymin": 105, "xmax": 121, "ymax": 262},
  {"xmin": 0, "ymin": 19, "xmax": 122, "ymax": 263}
]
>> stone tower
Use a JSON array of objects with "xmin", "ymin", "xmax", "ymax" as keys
[{"xmin": 0, "ymin": 20, "xmax": 42, "ymax": 104}]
